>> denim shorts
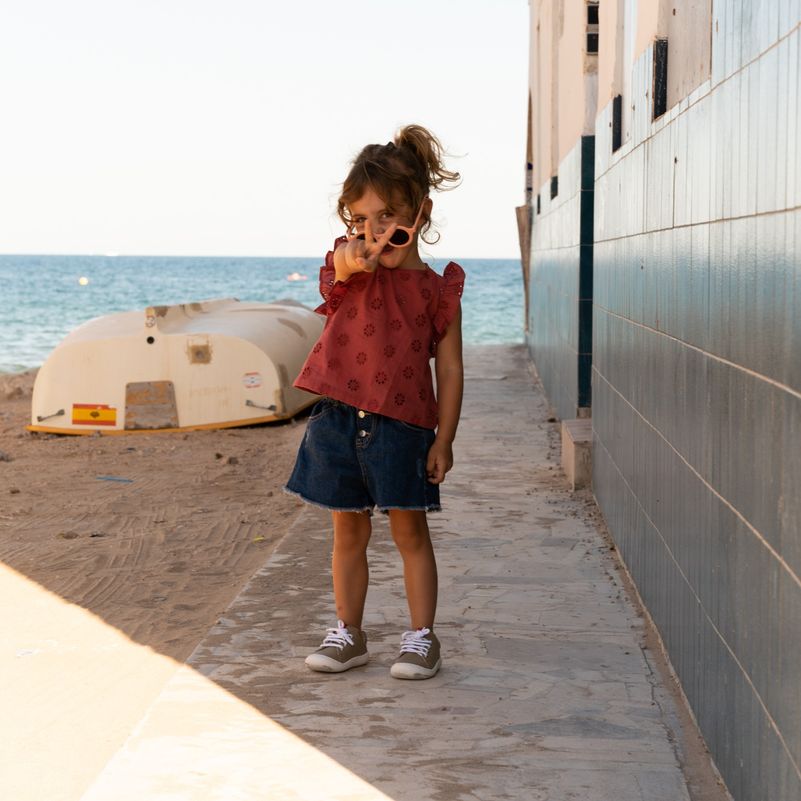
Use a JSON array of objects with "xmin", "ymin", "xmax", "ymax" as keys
[{"xmin": 284, "ymin": 398, "xmax": 440, "ymax": 513}]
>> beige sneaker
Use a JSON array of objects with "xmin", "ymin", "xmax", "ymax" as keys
[
  {"xmin": 390, "ymin": 628, "xmax": 441, "ymax": 680},
  {"xmin": 305, "ymin": 620, "xmax": 369, "ymax": 673}
]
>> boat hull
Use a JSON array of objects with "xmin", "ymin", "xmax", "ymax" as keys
[{"xmin": 28, "ymin": 298, "xmax": 323, "ymax": 434}]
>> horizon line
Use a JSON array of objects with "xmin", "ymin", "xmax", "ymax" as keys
[{"xmin": 0, "ymin": 252, "xmax": 522, "ymax": 262}]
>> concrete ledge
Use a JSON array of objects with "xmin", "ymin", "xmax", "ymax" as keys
[{"xmin": 561, "ymin": 418, "xmax": 593, "ymax": 490}]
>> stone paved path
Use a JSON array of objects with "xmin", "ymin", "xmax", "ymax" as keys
[{"xmin": 79, "ymin": 345, "xmax": 706, "ymax": 801}]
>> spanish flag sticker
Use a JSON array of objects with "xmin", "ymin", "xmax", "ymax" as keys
[{"xmin": 72, "ymin": 403, "xmax": 117, "ymax": 427}]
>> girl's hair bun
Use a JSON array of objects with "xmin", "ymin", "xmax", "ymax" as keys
[{"xmin": 394, "ymin": 125, "xmax": 461, "ymax": 192}]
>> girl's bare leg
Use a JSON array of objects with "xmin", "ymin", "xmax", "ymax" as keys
[
  {"xmin": 331, "ymin": 511, "xmax": 372, "ymax": 628},
  {"xmin": 388, "ymin": 510, "xmax": 437, "ymax": 629}
]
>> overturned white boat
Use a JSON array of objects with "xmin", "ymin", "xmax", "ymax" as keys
[{"xmin": 28, "ymin": 298, "xmax": 323, "ymax": 435}]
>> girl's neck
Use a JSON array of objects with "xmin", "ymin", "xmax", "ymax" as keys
[
  {"xmin": 379, "ymin": 243, "xmax": 427, "ymax": 271},
  {"xmin": 396, "ymin": 253, "xmax": 427, "ymax": 271}
]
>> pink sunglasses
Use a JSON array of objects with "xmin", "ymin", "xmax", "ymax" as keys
[{"xmin": 348, "ymin": 200, "xmax": 427, "ymax": 248}]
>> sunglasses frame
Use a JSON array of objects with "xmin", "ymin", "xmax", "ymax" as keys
[{"xmin": 347, "ymin": 198, "xmax": 428, "ymax": 249}]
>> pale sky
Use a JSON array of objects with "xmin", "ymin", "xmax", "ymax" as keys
[{"xmin": 0, "ymin": 1, "xmax": 529, "ymax": 259}]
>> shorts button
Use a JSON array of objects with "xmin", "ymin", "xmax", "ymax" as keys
[
  {"xmin": 357, "ymin": 410, "xmax": 366, "ymax": 418},
  {"xmin": 359, "ymin": 429, "xmax": 368, "ymax": 437}
]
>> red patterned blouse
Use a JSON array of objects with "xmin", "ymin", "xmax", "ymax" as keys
[{"xmin": 294, "ymin": 238, "xmax": 465, "ymax": 429}]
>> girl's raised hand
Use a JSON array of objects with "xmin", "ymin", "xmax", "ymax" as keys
[{"xmin": 334, "ymin": 219, "xmax": 398, "ymax": 281}]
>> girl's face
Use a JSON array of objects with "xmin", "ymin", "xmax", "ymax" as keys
[{"xmin": 348, "ymin": 187, "xmax": 428, "ymax": 270}]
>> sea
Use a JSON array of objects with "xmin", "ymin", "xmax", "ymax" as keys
[{"xmin": 0, "ymin": 254, "xmax": 524, "ymax": 373}]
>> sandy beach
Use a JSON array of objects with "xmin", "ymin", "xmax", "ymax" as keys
[{"xmin": 0, "ymin": 370, "xmax": 307, "ymax": 663}]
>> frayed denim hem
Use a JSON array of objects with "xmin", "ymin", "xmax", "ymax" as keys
[
  {"xmin": 377, "ymin": 504, "xmax": 442, "ymax": 515},
  {"xmin": 282, "ymin": 487, "xmax": 441, "ymax": 516},
  {"xmin": 282, "ymin": 486, "xmax": 374, "ymax": 515}
]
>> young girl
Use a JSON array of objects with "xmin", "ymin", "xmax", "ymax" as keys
[{"xmin": 285, "ymin": 124, "xmax": 464, "ymax": 680}]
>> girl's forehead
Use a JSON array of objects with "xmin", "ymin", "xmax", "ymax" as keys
[
  {"xmin": 349, "ymin": 187, "xmax": 409, "ymax": 215},
  {"xmin": 348, "ymin": 188, "xmax": 390, "ymax": 213}
]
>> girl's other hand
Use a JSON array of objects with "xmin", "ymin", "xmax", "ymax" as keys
[
  {"xmin": 426, "ymin": 437, "xmax": 454, "ymax": 484},
  {"xmin": 334, "ymin": 219, "xmax": 398, "ymax": 281}
]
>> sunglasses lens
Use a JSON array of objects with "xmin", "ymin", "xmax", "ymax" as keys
[
  {"xmin": 350, "ymin": 228, "xmax": 412, "ymax": 247},
  {"xmin": 388, "ymin": 228, "xmax": 411, "ymax": 247}
]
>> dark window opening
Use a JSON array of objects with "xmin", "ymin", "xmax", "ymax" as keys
[
  {"xmin": 525, "ymin": 161, "xmax": 534, "ymax": 203},
  {"xmin": 550, "ymin": 175, "xmax": 558, "ymax": 199},
  {"xmin": 653, "ymin": 39, "xmax": 668, "ymax": 119},
  {"xmin": 587, "ymin": 2, "xmax": 599, "ymax": 53},
  {"xmin": 536, "ymin": 193, "xmax": 541, "ymax": 215},
  {"xmin": 612, "ymin": 95, "xmax": 622, "ymax": 152}
]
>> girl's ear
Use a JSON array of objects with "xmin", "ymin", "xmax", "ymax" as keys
[{"xmin": 421, "ymin": 196, "xmax": 433, "ymax": 229}]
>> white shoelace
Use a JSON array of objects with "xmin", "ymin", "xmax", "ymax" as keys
[
  {"xmin": 320, "ymin": 620, "xmax": 354, "ymax": 651},
  {"xmin": 398, "ymin": 628, "xmax": 432, "ymax": 657}
]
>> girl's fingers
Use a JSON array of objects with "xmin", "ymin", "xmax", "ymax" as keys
[
  {"xmin": 347, "ymin": 220, "xmax": 397, "ymax": 271},
  {"xmin": 363, "ymin": 221, "xmax": 397, "ymax": 256},
  {"xmin": 426, "ymin": 455, "xmax": 441, "ymax": 484},
  {"xmin": 347, "ymin": 239, "xmax": 370, "ymax": 267},
  {"xmin": 356, "ymin": 254, "xmax": 377, "ymax": 273},
  {"xmin": 375, "ymin": 224, "xmax": 398, "ymax": 250}
]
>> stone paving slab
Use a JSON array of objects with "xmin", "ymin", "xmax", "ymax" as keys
[{"xmin": 79, "ymin": 345, "xmax": 699, "ymax": 801}]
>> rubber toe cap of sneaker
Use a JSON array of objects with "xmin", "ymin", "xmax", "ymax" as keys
[
  {"xmin": 390, "ymin": 657, "xmax": 441, "ymax": 680},
  {"xmin": 305, "ymin": 652, "xmax": 368, "ymax": 673}
]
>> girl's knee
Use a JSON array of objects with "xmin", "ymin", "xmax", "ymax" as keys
[
  {"xmin": 389, "ymin": 511, "xmax": 431, "ymax": 553},
  {"xmin": 333, "ymin": 511, "xmax": 372, "ymax": 551}
]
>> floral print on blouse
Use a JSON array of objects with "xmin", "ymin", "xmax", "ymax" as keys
[{"xmin": 294, "ymin": 238, "xmax": 465, "ymax": 429}]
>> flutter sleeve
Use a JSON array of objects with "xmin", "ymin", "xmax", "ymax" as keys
[
  {"xmin": 314, "ymin": 237, "xmax": 349, "ymax": 316},
  {"xmin": 432, "ymin": 262, "xmax": 465, "ymax": 343}
]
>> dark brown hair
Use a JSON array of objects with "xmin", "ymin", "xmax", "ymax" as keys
[{"xmin": 337, "ymin": 124, "xmax": 460, "ymax": 244}]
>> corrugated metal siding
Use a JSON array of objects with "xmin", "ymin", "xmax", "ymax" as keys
[{"xmin": 591, "ymin": 17, "xmax": 801, "ymax": 801}]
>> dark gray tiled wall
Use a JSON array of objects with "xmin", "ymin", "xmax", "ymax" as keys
[
  {"xmin": 592, "ymin": 400, "xmax": 801, "ymax": 801},
  {"xmin": 589, "ymin": 19, "xmax": 801, "ymax": 801},
  {"xmin": 527, "ymin": 137, "xmax": 593, "ymax": 420}
]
